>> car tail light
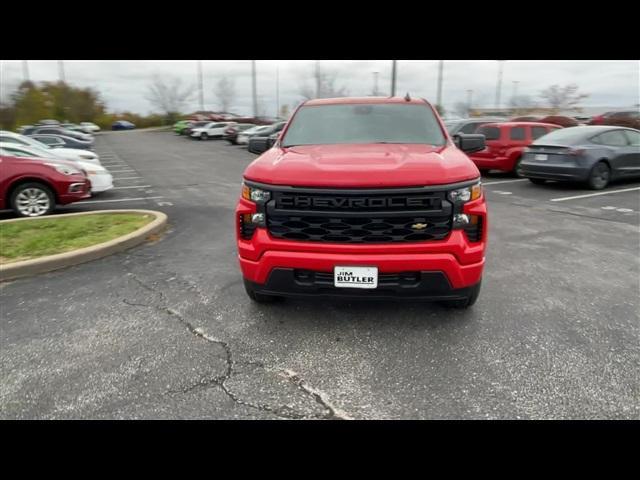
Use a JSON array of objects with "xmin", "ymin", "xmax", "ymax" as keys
[{"xmin": 567, "ymin": 148, "xmax": 586, "ymax": 156}]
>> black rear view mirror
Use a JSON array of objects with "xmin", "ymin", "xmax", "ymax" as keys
[{"xmin": 453, "ymin": 133, "xmax": 486, "ymax": 154}]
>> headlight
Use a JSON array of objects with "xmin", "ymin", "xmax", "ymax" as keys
[
  {"xmin": 448, "ymin": 181, "xmax": 482, "ymax": 204},
  {"xmin": 242, "ymin": 182, "xmax": 271, "ymax": 203},
  {"xmin": 45, "ymin": 162, "xmax": 82, "ymax": 175},
  {"xmin": 79, "ymin": 154, "xmax": 95, "ymax": 160}
]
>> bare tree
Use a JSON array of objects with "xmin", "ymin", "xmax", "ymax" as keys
[
  {"xmin": 539, "ymin": 84, "xmax": 589, "ymax": 113},
  {"xmin": 298, "ymin": 63, "xmax": 349, "ymax": 100},
  {"xmin": 146, "ymin": 75, "xmax": 194, "ymax": 123},
  {"xmin": 214, "ymin": 76, "xmax": 236, "ymax": 113}
]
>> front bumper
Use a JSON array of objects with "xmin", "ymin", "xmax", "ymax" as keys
[
  {"xmin": 246, "ymin": 268, "xmax": 480, "ymax": 300},
  {"xmin": 236, "ymin": 196, "xmax": 487, "ymax": 293},
  {"xmin": 58, "ymin": 179, "xmax": 91, "ymax": 204}
]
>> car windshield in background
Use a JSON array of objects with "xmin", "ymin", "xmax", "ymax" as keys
[{"xmin": 281, "ymin": 104, "xmax": 446, "ymax": 147}]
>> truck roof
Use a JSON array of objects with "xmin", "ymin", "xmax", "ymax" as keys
[{"xmin": 304, "ymin": 96, "xmax": 429, "ymax": 106}]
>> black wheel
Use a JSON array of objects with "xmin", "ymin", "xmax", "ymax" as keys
[
  {"xmin": 441, "ymin": 280, "xmax": 481, "ymax": 309},
  {"xmin": 529, "ymin": 178, "xmax": 547, "ymax": 185},
  {"xmin": 10, "ymin": 182, "xmax": 55, "ymax": 217},
  {"xmin": 243, "ymin": 279, "xmax": 280, "ymax": 303},
  {"xmin": 587, "ymin": 161, "xmax": 610, "ymax": 190},
  {"xmin": 200, "ymin": 132, "xmax": 208, "ymax": 140},
  {"xmin": 514, "ymin": 157, "xmax": 525, "ymax": 178}
]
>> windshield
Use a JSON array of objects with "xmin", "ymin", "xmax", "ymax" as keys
[{"xmin": 281, "ymin": 103, "xmax": 446, "ymax": 147}]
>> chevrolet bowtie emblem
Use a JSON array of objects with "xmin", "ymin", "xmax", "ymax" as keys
[{"xmin": 411, "ymin": 223, "xmax": 428, "ymax": 230}]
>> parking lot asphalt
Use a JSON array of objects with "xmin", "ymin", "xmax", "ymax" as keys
[{"xmin": 1, "ymin": 130, "xmax": 639, "ymax": 419}]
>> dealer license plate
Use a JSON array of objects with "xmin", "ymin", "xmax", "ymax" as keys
[
  {"xmin": 334, "ymin": 266, "xmax": 378, "ymax": 289},
  {"xmin": 535, "ymin": 154, "xmax": 548, "ymax": 161}
]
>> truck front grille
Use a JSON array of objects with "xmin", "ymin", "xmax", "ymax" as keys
[{"xmin": 266, "ymin": 187, "xmax": 453, "ymax": 244}]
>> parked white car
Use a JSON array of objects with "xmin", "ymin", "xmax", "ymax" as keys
[
  {"xmin": 190, "ymin": 122, "xmax": 236, "ymax": 140},
  {"xmin": 80, "ymin": 122, "xmax": 101, "ymax": 133},
  {"xmin": 237, "ymin": 125, "xmax": 272, "ymax": 145},
  {"xmin": 0, "ymin": 143, "xmax": 112, "ymax": 193},
  {"xmin": 0, "ymin": 131, "xmax": 100, "ymax": 164}
]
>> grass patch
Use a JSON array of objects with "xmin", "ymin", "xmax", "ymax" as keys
[{"xmin": 0, "ymin": 213, "xmax": 155, "ymax": 264}]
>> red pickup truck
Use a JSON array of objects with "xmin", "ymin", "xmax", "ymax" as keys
[{"xmin": 236, "ymin": 97, "xmax": 488, "ymax": 308}]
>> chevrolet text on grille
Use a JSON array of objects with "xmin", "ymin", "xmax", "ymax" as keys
[{"xmin": 278, "ymin": 195, "xmax": 435, "ymax": 209}]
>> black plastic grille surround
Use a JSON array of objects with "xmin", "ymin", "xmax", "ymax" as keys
[{"xmin": 265, "ymin": 186, "xmax": 454, "ymax": 244}]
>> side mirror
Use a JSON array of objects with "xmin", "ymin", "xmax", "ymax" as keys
[{"xmin": 453, "ymin": 133, "xmax": 486, "ymax": 154}]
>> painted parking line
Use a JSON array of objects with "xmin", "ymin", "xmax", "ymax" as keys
[
  {"xmin": 482, "ymin": 179, "xmax": 528, "ymax": 186},
  {"xmin": 111, "ymin": 185, "xmax": 152, "ymax": 190},
  {"xmin": 107, "ymin": 169, "xmax": 136, "ymax": 173},
  {"xmin": 113, "ymin": 176, "xmax": 142, "ymax": 180},
  {"xmin": 550, "ymin": 187, "xmax": 640, "ymax": 202},
  {"xmin": 79, "ymin": 196, "xmax": 164, "ymax": 204}
]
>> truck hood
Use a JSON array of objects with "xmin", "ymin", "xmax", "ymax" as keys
[{"xmin": 243, "ymin": 143, "xmax": 480, "ymax": 188}]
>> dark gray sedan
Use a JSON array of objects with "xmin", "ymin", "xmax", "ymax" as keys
[
  {"xmin": 29, "ymin": 133, "xmax": 94, "ymax": 150},
  {"xmin": 520, "ymin": 126, "xmax": 640, "ymax": 189}
]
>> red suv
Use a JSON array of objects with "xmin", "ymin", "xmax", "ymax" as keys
[
  {"xmin": 471, "ymin": 122, "xmax": 562, "ymax": 175},
  {"xmin": 236, "ymin": 97, "xmax": 488, "ymax": 308},
  {"xmin": 0, "ymin": 153, "xmax": 91, "ymax": 217}
]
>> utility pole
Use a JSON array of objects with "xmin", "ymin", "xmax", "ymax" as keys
[
  {"xmin": 512, "ymin": 80, "xmax": 519, "ymax": 100},
  {"xmin": 391, "ymin": 60, "xmax": 397, "ymax": 96},
  {"xmin": 495, "ymin": 60, "xmax": 505, "ymax": 109},
  {"xmin": 251, "ymin": 60, "xmax": 258, "ymax": 117},
  {"xmin": 276, "ymin": 66, "xmax": 280, "ymax": 118},
  {"xmin": 467, "ymin": 89, "xmax": 473, "ymax": 116},
  {"xmin": 58, "ymin": 60, "xmax": 66, "ymax": 82},
  {"xmin": 197, "ymin": 60, "xmax": 204, "ymax": 111},
  {"xmin": 436, "ymin": 60, "xmax": 444, "ymax": 108},
  {"xmin": 22, "ymin": 60, "xmax": 30, "ymax": 82},
  {"xmin": 315, "ymin": 61, "xmax": 321, "ymax": 98},
  {"xmin": 372, "ymin": 71, "xmax": 379, "ymax": 96}
]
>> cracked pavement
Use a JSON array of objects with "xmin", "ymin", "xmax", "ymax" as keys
[{"xmin": 1, "ymin": 131, "xmax": 639, "ymax": 419}]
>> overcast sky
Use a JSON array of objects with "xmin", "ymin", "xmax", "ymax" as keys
[{"xmin": 1, "ymin": 60, "xmax": 638, "ymax": 116}]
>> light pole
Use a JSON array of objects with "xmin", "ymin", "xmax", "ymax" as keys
[
  {"xmin": 197, "ymin": 61, "xmax": 204, "ymax": 111},
  {"xmin": 22, "ymin": 60, "xmax": 30, "ymax": 82},
  {"xmin": 58, "ymin": 60, "xmax": 66, "ymax": 82},
  {"xmin": 390, "ymin": 60, "xmax": 397, "ymax": 96},
  {"xmin": 512, "ymin": 80, "xmax": 520, "ymax": 99},
  {"xmin": 495, "ymin": 60, "xmax": 505, "ymax": 110},
  {"xmin": 372, "ymin": 71, "xmax": 379, "ymax": 96},
  {"xmin": 467, "ymin": 89, "xmax": 473, "ymax": 116},
  {"xmin": 276, "ymin": 66, "xmax": 280, "ymax": 118},
  {"xmin": 436, "ymin": 60, "xmax": 444, "ymax": 109},
  {"xmin": 251, "ymin": 60, "xmax": 258, "ymax": 117}
]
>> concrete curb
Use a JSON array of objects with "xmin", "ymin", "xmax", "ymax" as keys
[{"xmin": 0, "ymin": 209, "xmax": 168, "ymax": 282}]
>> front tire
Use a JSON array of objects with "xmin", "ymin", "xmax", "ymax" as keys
[
  {"xmin": 587, "ymin": 161, "xmax": 610, "ymax": 190},
  {"xmin": 11, "ymin": 182, "xmax": 55, "ymax": 218},
  {"xmin": 441, "ymin": 281, "xmax": 481, "ymax": 309},
  {"xmin": 200, "ymin": 132, "xmax": 208, "ymax": 140},
  {"xmin": 243, "ymin": 279, "xmax": 280, "ymax": 303}
]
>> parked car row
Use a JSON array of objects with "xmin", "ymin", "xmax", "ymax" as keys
[
  {"xmin": 171, "ymin": 117, "xmax": 288, "ymax": 155},
  {"xmin": 0, "ymin": 125, "xmax": 115, "ymax": 217},
  {"xmin": 445, "ymin": 114, "xmax": 640, "ymax": 189}
]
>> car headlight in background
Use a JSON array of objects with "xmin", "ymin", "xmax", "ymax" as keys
[
  {"xmin": 448, "ymin": 181, "xmax": 482, "ymax": 204},
  {"xmin": 45, "ymin": 163, "xmax": 82, "ymax": 175},
  {"xmin": 79, "ymin": 154, "xmax": 96, "ymax": 160},
  {"xmin": 242, "ymin": 183, "xmax": 271, "ymax": 203}
]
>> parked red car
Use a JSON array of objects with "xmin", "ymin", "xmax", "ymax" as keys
[
  {"xmin": 470, "ymin": 122, "xmax": 562, "ymax": 175},
  {"xmin": 0, "ymin": 152, "xmax": 91, "ymax": 217},
  {"xmin": 236, "ymin": 96, "xmax": 488, "ymax": 308}
]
